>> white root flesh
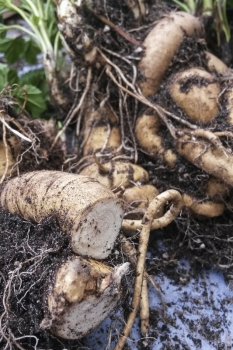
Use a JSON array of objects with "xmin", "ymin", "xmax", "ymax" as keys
[
  {"xmin": 42, "ymin": 256, "xmax": 129, "ymax": 339},
  {"xmin": 0, "ymin": 171, "xmax": 124, "ymax": 259}
]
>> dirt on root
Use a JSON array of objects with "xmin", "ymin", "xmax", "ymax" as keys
[
  {"xmin": 0, "ymin": 208, "xmax": 83, "ymax": 350},
  {"xmin": 0, "ymin": 207, "xmax": 131, "ymax": 350}
]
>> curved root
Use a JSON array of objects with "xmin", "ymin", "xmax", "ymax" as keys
[{"xmin": 121, "ymin": 189, "xmax": 183, "ymax": 231}]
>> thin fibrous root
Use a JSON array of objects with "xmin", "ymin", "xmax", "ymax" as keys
[
  {"xmin": 89, "ymin": 9, "xmax": 143, "ymax": 47},
  {"xmin": 0, "ymin": 113, "xmax": 32, "ymax": 143},
  {"xmin": 98, "ymin": 50, "xmax": 197, "ymax": 134},
  {"xmin": 120, "ymin": 233, "xmax": 149, "ymax": 336},
  {"xmin": 0, "ymin": 123, "xmax": 9, "ymax": 184},
  {"xmin": 50, "ymin": 67, "xmax": 92, "ymax": 150},
  {"xmin": 116, "ymin": 190, "xmax": 182, "ymax": 350},
  {"xmin": 119, "ymin": 234, "xmax": 167, "ymax": 334}
]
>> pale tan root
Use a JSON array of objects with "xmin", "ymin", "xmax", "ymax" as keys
[
  {"xmin": 205, "ymin": 52, "xmax": 228, "ymax": 74},
  {"xmin": 138, "ymin": 12, "xmax": 203, "ymax": 96},
  {"xmin": 81, "ymin": 104, "xmax": 122, "ymax": 156},
  {"xmin": 115, "ymin": 190, "xmax": 182, "ymax": 350},
  {"xmin": 135, "ymin": 113, "xmax": 177, "ymax": 167},
  {"xmin": 140, "ymin": 277, "xmax": 150, "ymax": 337},
  {"xmin": 0, "ymin": 124, "xmax": 9, "ymax": 184},
  {"xmin": 122, "ymin": 189, "xmax": 183, "ymax": 231},
  {"xmin": 0, "ymin": 171, "xmax": 124, "ymax": 259},
  {"xmin": 182, "ymin": 194, "xmax": 225, "ymax": 217},
  {"xmin": 205, "ymin": 177, "xmax": 229, "ymax": 198},
  {"xmin": 79, "ymin": 160, "xmax": 149, "ymax": 190},
  {"xmin": 119, "ymin": 234, "xmax": 166, "ymax": 336},
  {"xmin": 176, "ymin": 135, "xmax": 233, "ymax": 187},
  {"xmin": 123, "ymin": 185, "xmax": 159, "ymax": 208},
  {"xmin": 123, "ymin": 184, "xmax": 165, "ymax": 236},
  {"xmin": 225, "ymin": 89, "xmax": 233, "ymax": 125},
  {"xmin": 124, "ymin": 0, "xmax": 146, "ymax": 19},
  {"xmin": 98, "ymin": 50, "xmax": 197, "ymax": 146},
  {"xmin": 119, "ymin": 234, "xmax": 149, "ymax": 336},
  {"xmin": 168, "ymin": 68, "xmax": 221, "ymax": 124},
  {"xmin": 51, "ymin": 67, "xmax": 92, "ymax": 150}
]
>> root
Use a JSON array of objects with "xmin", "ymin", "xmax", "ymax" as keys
[
  {"xmin": 177, "ymin": 129, "xmax": 230, "ymax": 157},
  {"xmin": 0, "ymin": 251, "xmax": 54, "ymax": 350},
  {"xmin": 0, "ymin": 113, "xmax": 32, "ymax": 143},
  {"xmin": 119, "ymin": 234, "xmax": 167, "ymax": 323},
  {"xmin": 122, "ymin": 190, "xmax": 183, "ymax": 231},
  {"xmin": 97, "ymin": 49, "xmax": 198, "ymax": 139},
  {"xmin": 51, "ymin": 67, "xmax": 92, "ymax": 150},
  {"xmin": 93, "ymin": 153, "xmax": 109, "ymax": 174},
  {"xmin": 140, "ymin": 277, "xmax": 150, "ymax": 337},
  {"xmin": 115, "ymin": 190, "xmax": 182, "ymax": 350},
  {"xmin": 89, "ymin": 9, "xmax": 143, "ymax": 47},
  {"xmin": 0, "ymin": 123, "xmax": 9, "ymax": 184}
]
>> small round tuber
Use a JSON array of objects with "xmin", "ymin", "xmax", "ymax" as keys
[{"xmin": 168, "ymin": 68, "xmax": 221, "ymax": 124}]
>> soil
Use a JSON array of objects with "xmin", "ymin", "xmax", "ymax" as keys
[
  {"xmin": 1, "ymin": 1, "xmax": 233, "ymax": 349},
  {"xmin": 0, "ymin": 98, "xmax": 65, "ymax": 175}
]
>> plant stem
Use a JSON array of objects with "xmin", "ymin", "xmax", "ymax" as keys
[
  {"xmin": 5, "ymin": 3, "xmax": 47, "ymax": 53},
  {"xmin": 0, "ymin": 24, "xmax": 37, "ymax": 40}
]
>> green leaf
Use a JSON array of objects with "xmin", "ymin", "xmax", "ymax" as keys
[
  {"xmin": 19, "ymin": 68, "xmax": 49, "ymax": 99},
  {"xmin": 0, "ymin": 37, "xmax": 25, "ymax": 64},
  {"xmin": 20, "ymin": 0, "xmax": 34, "ymax": 13},
  {"xmin": 22, "ymin": 39, "xmax": 40, "ymax": 64},
  {"xmin": 0, "ymin": 25, "xmax": 6, "ymax": 39},
  {"xmin": 0, "ymin": 36, "xmax": 41, "ymax": 65},
  {"xmin": 0, "ymin": 63, "xmax": 18, "ymax": 91},
  {"xmin": 7, "ymin": 68, "xmax": 19, "ymax": 85},
  {"xmin": 31, "ymin": 14, "xmax": 40, "ymax": 26},
  {"xmin": 14, "ymin": 84, "xmax": 47, "ymax": 118},
  {"xmin": 0, "ymin": 0, "xmax": 8, "ymax": 11}
]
